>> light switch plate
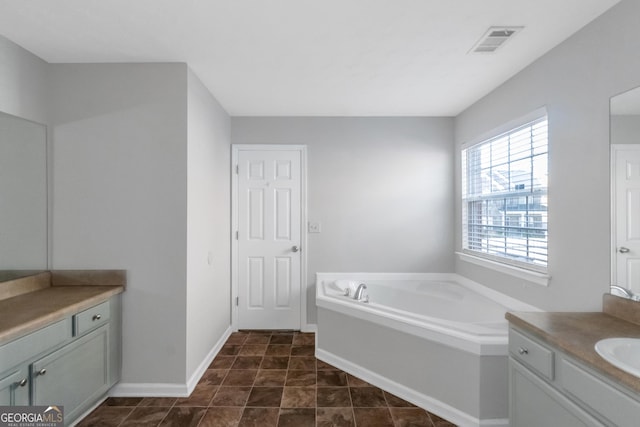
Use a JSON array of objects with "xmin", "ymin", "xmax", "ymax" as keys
[{"xmin": 308, "ymin": 222, "xmax": 321, "ymax": 233}]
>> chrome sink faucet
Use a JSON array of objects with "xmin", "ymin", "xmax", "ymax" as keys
[{"xmin": 353, "ymin": 283, "xmax": 367, "ymax": 300}]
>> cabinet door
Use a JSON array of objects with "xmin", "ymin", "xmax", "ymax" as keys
[
  {"xmin": 0, "ymin": 367, "xmax": 29, "ymax": 405},
  {"xmin": 510, "ymin": 359, "xmax": 604, "ymax": 427},
  {"xmin": 32, "ymin": 326, "xmax": 109, "ymax": 421}
]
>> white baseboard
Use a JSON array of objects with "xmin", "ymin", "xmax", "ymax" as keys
[
  {"xmin": 108, "ymin": 382, "xmax": 190, "ymax": 398},
  {"xmin": 110, "ymin": 326, "xmax": 232, "ymax": 398},
  {"xmin": 315, "ymin": 348, "xmax": 508, "ymax": 427},
  {"xmin": 186, "ymin": 326, "xmax": 232, "ymax": 394}
]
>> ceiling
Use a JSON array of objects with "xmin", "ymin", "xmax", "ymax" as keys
[{"xmin": 0, "ymin": 0, "xmax": 621, "ymax": 116}]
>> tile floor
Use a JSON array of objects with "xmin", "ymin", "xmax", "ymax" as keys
[{"xmin": 78, "ymin": 330, "xmax": 457, "ymax": 427}]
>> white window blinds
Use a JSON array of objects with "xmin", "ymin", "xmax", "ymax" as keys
[{"xmin": 461, "ymin": 116, "xmax": 548, "ymax": 270}]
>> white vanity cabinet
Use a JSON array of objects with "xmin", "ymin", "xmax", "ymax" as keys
[
  {"xmin": 0, "ymin": 295, "xmax": 121, "ymax": 426},
  {"xmin": 509, "ymin": 326, "xmax": 640, "ymax": 427}
]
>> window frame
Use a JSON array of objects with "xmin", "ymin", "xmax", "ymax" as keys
[{"xmin": 460, "ymin": 109, "xmax": 549, "ymax": 280}]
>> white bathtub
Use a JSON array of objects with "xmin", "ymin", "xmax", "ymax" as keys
[{"xmin": 315, "ymin": 273, "xmax": 540, "ymax": 427}]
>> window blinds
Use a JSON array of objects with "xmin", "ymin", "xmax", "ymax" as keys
[{"xmin": 462, "ymin": 117, "xmax": 548, "ymax": 270}]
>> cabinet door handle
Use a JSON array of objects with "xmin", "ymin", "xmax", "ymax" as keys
[
  {"xmin": 37, "ymin": 369, "xmax": 47, "ymax": 376},
  {"xmin": 518, "ymin": 347, "xmax": 529, "ymax": 355},
  {"xmin": 92, "ymin": 314, "xmax": 102, "ymax": 321},
  {"xmin": 17, "ymin": 378, "xmax": 27, "ymax": 387}
]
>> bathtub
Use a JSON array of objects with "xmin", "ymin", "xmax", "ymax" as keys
[{"xmin": 315, "ymin": 273, "xmax": 540, "ymax": 427}]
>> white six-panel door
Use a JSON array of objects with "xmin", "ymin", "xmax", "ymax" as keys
[
  {"xmin": 234, "ymin": 147, "xmax": 304, "ymax": 330},
  {"xmin": 613, "ymin": 145, "xmax": 640, "ymax": 294}
]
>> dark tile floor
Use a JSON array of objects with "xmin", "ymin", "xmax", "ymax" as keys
[{"xmin": 78, "ymin": 331, "xmax": 457, "ymax": 427}]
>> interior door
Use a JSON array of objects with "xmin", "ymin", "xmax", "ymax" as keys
[
  {"xmin": 613, "ymin": 145, "xmax": 640, "ymax": 294},
  {"xmin": 236, "ymin": 148, "xmax": 302, "ymax": 329}
]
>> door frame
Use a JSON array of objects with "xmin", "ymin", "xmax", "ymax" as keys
[
  {"xmin": 231, "ymin": 144, "xmax": 309, "ymax": 332},
  {"xmin": 610, "ymin": 144, "xmax": 640, "ymax": 287}
]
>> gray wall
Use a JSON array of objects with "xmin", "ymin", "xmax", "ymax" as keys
[
  {"xmin": 186, "ymin": 69, "xmax": 231, "ymax": 378},
  {"xmin": 49, "ymin": 63, "xmax": 190, "ymax": 385},
  {"xmin": 49, "ymin": 64, "xmax": 232, "ymax": 390},
  {"xmin": 232, "ymin": 117, "xmax": 455, "ymax": 323},
  {"xmin": 611, "ymin": 115, "xmax": 640, "ymax": 145},
  {"xmin": 0, "ymin": 36, "xmax": 49, "ymax": 270},
  {"xmin": 454, "ymin": 0, "xmax": 640, "ymax": 311},
  {"xmin": 0, "ymin": 114, "xmax": 47, "ymax": 269},
  {"xmin": 0, "ymin": 37, "xmax": 232, "ymax": 389},
  {"xmin": 0, "ymin": 35, "xmax": 48, "ymax": 124}
]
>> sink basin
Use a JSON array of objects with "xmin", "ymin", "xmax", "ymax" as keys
[{"xmin": 595, "ymin": 338, "xmax": 640, "ymax": 378}]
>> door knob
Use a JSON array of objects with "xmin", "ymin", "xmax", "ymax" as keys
[
  {"xmin": 620, "ymin": 247, "xmax": 631, "ymax": 253},
  {"xmin": 292, "ymin": 246, "xmax": 300, "ymax": 252}
]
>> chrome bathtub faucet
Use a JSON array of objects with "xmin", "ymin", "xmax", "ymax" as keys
[{"xmin": 353, "ymin": 283, "xmax": 367, "ymax": 300}]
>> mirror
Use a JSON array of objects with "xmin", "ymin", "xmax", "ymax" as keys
[
  {"xmin": 0, "ymin": 111, "xmax": 47, "ymax": 280},
  {"xmin": 610, "ymin": 86, "xmax": 640, "ymax": 298}
]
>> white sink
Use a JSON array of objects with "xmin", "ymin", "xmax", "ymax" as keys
[{"xmin": 595, "ymin": 338, "xmax": 640, "ymax": 378}]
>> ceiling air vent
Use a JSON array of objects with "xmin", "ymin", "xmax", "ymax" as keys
[{"xmin": 470, "ymin": 26, "xmax": 523, "ymax": 54}]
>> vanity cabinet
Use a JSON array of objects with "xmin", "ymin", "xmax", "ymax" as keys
[
  {"xmin": 510, "ymin": 357, "xmax": 603, "ymax": 426},
  {"xmin": 0, "ymin": 295, "xmax": 120, "ymax": 426},
  {"xmin": 32, "ymin": 325, "xmax": 110, "ymax": 422},
  {"xmin": 0, "ymin": 365, "xmax": 29, "ymax": 405},
  {"xmin": 509, "ymin": 326, "xmax": 640, "ymax": 427}
]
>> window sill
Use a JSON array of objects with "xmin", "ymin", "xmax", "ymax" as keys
[{"xmin": 456, "ymin": 251, "xmax": 550, "ymax": 287}]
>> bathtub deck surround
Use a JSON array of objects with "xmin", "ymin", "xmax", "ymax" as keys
[
  {"xmin": 78, "ymin": 330, "xmax": 456, "ymax": 427},
  {"xmin": 315, "ymin": 273, "xmax": 538, "ymax": 427}
]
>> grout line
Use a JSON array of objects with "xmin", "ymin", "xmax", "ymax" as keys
[
  {"xmin": 155, "ymin": 405, "xmax": 173, "ymax": 427},
  {"xmin": 113, "ymin": 406, "xmax": 135, "ymax": 427}
]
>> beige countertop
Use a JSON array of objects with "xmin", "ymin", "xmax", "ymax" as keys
[
  {"xmin": 0, "ymin": 285, "xmax": 123, "ymax": 344},
  {"xmin": 507, "ymin": 295, "xmax": 640, "ymax": 394},
  {"xmin": 0, "ymin": 270, "xmax": 125, "ymax": 344}
]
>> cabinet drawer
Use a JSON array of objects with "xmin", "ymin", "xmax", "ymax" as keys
[
  {"xmin": 561, "ymin": 359, "xmax": 640, "ymax": 427},
  {"xmin": 0, "ymin": 319, "xmax": 71, "ymax": 369},
  {"xmin": 509, "ymin": 328, "xmax": 554, "ymax": 381},
  {"xmin": 74, "ymin": 300, "xmax": 110, "ymax": 336}
]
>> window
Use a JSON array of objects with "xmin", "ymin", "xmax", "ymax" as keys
[{"xmin": 461, "ymin": 116, "xmax": 548, "ymax": 271}]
